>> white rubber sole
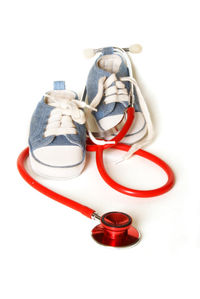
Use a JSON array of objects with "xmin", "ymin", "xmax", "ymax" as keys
[
  {"xmin": 29, "ymin": 152, "xmax": 86, "ymax": 180},
  {"xmin": 86, "ymin": 105, "xmax": 147, "ymax": 144},
  {"xmin": 116, "ymin": 123, "xmax": 147, "ymax": 144},
  {"xmin": 85, "ymin": 91, "xmax": 147, "ymax": 143}
]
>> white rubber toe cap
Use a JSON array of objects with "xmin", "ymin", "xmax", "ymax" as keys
[
  {"xmin": 33, "ymin": 145, "xmax": 83, "ymax": 167},
  {"xmin": 99, "ymin": 114, "xmax": 123, "ymax": 131},
  {"xmin": 30, "ymin": 146, "xmax": 85, "ymax": 180}
]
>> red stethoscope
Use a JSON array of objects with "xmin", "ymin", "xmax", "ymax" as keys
[{"xmin": 17, "ymin": 106, "xmax": 175, "ymax": 248}]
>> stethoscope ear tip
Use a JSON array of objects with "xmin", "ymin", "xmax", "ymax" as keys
[
  {"xmin": 91, "ymin": 211, "xmax": 141, "ymax": 248},
  {"xmin": 129, "ymin": 44, "xmax": 143, "ymax": 54}
]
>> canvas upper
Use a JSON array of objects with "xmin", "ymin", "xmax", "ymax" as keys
[
  {"xmin": 85, "ymin": 47, "xmax": 142, "ymax": 129},
  {"xmin": 29, "ymin": 81, "xmax": 86, "ymax": 169}
]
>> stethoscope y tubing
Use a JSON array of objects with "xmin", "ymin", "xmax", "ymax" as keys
[
  {"xmin": 17, "ymin": 107, "xmax": 175, "ymax": 219},
  {"xmin": 17, "ymin": 146, "xmax": 95, "ymax": 218}
]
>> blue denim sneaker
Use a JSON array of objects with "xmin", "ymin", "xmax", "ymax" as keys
[
  {"xmin": 83, "ymin": 47, "xmax": 149, "ymax": 148},
  {"xmin": 29, "ymin": 81, "xmax": 87, "ymax": 179}
]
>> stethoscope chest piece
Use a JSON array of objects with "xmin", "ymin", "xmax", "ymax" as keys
[{"xmin": 92, "ymin": 212, "xmax": 140, "ymax": 248}]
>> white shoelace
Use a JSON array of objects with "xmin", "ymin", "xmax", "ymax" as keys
[
  {"xmin": 44, "ymin": 93, "xmax": 96, "ymax": 138},
  {"xmin": 120, "ymin": 76, "xmax": 154, "ymax": 162},
  {"xmin": 88, "ymin": 74, "xmax": 154, "ymax": 161},
  {"xmin": 44, "ymin": 77, "xmax": 153, "ymax": 162},
  {"xmin": 86, "ymin": 74, "xmax": 133, "ymax": 145},
  {"xmin": 89, "ymin": 74, "xmax": 130, "ymax": 108}
]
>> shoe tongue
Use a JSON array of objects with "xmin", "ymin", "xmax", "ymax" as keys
[
  {"xmin": 86, "ymin": 50, "xmax": 130, "ymax": 118},
  {"xmin": 97, "ymin": 46, "xmax": 128, "ymax": 77},
  {"xmin": 46, "ymin": 80, "xmax": 79, "ymax": 106},
  {"xmin": 45, "ymin": 91, "xmax": 77, "ymax": 109},
  {"xmin": 46, "ymin": 80, "xmax": 78, "ymax": 104},
  {"xmin": 95, "ymin": 53, "xmax": 130, "ymax": 117},
  {"xmin": 97, "ymin": 54, "xmax": 123, "ymax": 75}
]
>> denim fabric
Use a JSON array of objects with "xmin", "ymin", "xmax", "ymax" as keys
[
  {"xmin": 28, "ymin": 82, "xmax": 86, "ymax": 167},
  {"xmin": 102, "ymin": 47, "xmax": 114, "ymax": 55},
  {"xmin": 85, "ymin": 47, "xmax": 141, "ymax": 123}
]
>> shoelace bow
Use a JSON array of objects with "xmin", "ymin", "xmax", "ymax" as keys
[
  {"xmin": 44, "ymin": 74, "xmax": 153, "ymax": 162},
  {"xmin": 44, "ymin": 94, "xmax": 96, "ymax": 138},
  {"xmin": 89, "ymin": 73, "xmax": 131, "ymax": 108}
]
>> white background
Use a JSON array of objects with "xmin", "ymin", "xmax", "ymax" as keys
[{"xmin": 0, "ymin": 0, "xmax": 199, "ymax": 298}]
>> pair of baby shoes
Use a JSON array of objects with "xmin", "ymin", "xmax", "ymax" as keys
[{"xmin": 29, "ymin": 46, "xmax": 152, "ymax": 179}]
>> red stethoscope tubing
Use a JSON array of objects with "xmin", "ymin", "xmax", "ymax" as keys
[
  {"xmin": 95, "ymin": 145, "xmax": 175, "ymax": 197},
  {"xmin": 17, "ymin": 147, "xmax": 95, "ymax": 218},
  {"xmin": 17, "ymin": 107, "xmax": 175, "ymax": 218}
]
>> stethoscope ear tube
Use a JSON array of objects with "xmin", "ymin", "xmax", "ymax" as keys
[
  {"xmin": 16, "ymin": 107, "xmax": 135, "ymax": 219},
  {"xmin": 17, "ymin": 106, "xmax": 174, "ymax": 217},
  {"xmin": 17, "ymin": 106, "xmax": 175, "ymax": 247},
  {"xmin": 88, "ymin": 106, "xmax": 175, "ymax": 197},
  {"xmin": 17, "ymin": 147, "xmax": 95, "ymax": 219}
]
